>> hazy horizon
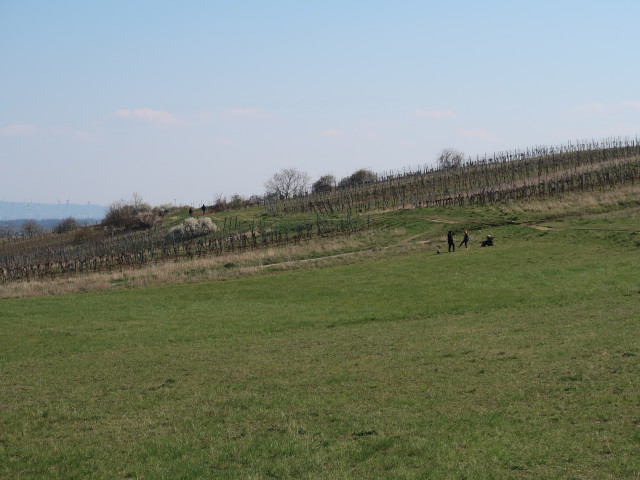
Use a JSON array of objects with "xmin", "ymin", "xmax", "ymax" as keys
[{"xmin": 0, "ymin": 201, "xmax": 107, "ymax": 223}]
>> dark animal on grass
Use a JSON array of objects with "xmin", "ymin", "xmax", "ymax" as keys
[{"xmin": 481, "ymin": 235, "xmax": 494, "ymax": 247}]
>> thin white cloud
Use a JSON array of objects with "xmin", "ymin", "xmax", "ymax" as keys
[
  {"xmin": 112, "ymin": 108, "xmax": 177, "ymax": 125},
  {"xmin": 458, "ymin": 128, "xmax": 500, "ymax": 143},
  {"xmin": 415, "ymin": 109, "xmax": 456, "ymax": 119},
  {"xmin": 0, "ymin": 124, "xmax": 38, "ymax": 137},
  {"xmin": 323, "ymin": 129, "xmax": 344, "ymax": 137},
  {"xmin": 620, "ymin": 101, "xmax": 640, "ymax": 109}
]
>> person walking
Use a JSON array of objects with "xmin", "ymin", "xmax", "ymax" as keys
[
  {"xmin": 188, "ymin": 207, "xmax": 193, "ymax": 217},
  {"xmin": 201, "ymin": 204, "xmax": 206, "ymax": 216},
  {"xmin": 459, "ymin": 230, "xmax": 469, "ymax": 249},
  {"xmin": 447, "ymin": 231, "xmax": 455, "ymax": 252}
]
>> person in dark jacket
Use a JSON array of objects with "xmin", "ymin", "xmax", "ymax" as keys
[
  {"xmin": 447, "ymin": 231, "xmax": 455, "ymax": 252},
  {"xmin": 459, "ymin": 230, "xmax": 469, "ymax": 249}
]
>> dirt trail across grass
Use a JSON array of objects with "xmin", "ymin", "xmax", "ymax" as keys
[{"xmin": 259, "ymin": 232, "xmax": 443, "ymax": 271}]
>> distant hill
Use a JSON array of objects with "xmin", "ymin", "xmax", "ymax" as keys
[
  {"xmin": 0, "ymin": 218, "xmax": 103, "ymax": 232},
  {"xmin": 0, "ymin": 202, "xmax": 106, "ymax": 224}
]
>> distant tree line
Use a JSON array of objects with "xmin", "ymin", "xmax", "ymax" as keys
[{"xmin": 0, "ymin": 217, "xmax": 80, "ymax": 239}]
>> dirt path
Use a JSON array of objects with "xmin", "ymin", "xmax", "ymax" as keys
[
  {"xmin": 427, "ymin": 218, "xmax": 460, "ymax": 224},
  {"xmin": 527, "ymin": 225, "xmax": 553, "ymax": 231},
  {"xmin": 260, "ymin": 232, "xmax": 442, "ymax": 271}
]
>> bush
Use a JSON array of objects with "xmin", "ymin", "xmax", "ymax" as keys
[
  {"xmin": 312, "ymin": 174, "xmax": 336, "ymax": 194},
  {"xmin": 229, "ymin": 194, "xmax": 245, "ymax": 209},
  {"xmin": 102, "ymin": 195, "xmax": 161, "ymax": 231},
  {"xmin": 103, "ymin": 201, "xmax": 134, "ymax": 229},
  {"xmin": 155, "ymin": 204, "xmax": 176, "ymax": 217},
  {"xmin": 338, "ymin": 169, "xmax": 377, "ymax": 188},
  {"xmin": 54, "ymin": 217, "xmax": 79, "ymax": 234},
  {"xmin": 135, "ymin": 210, "xmax": 161, "ymax": 229},
  {"xmin": 167, "ymin": 217, "xmax": 217, "ymax": 240}
]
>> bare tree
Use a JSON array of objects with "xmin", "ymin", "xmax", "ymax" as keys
[
  {"xmin": 130, "ymin": 192, "xmax": 151, "ymax": 214},
  {"xmin": 264, "ymin": 168, "xmax": 310, "ymax": 199},
  {"xmin": 437, "ymin": 148, "xmax": 465, "ymax": 170},
  {"xmin": 22, "ymin": 220, "xmax": 43, "ymax": 237}
]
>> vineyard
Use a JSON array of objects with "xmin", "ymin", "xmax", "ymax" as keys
[
  {"xmin": 278, "ymin": 137, "xmax": 640, "ymax": 214},
  {"xmin": 0, "ymin": 214, "xmax": 366, "ymax": 284},
  {"xmin": 2, "ymin": 137, "xmax": 639, "ymax": 284}
]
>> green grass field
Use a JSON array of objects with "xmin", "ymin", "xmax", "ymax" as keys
[{"xmin": 1, "ymin": 205, "xmax": 639, "ymax": 479}]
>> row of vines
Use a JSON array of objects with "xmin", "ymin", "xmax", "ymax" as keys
[
  {"xmin": 302, "ymin": 159, "xmax": 640, "ymax": 215},
  {"xmin": 0, "ymin": 214, "xmax": 364, "ymax": 284}
]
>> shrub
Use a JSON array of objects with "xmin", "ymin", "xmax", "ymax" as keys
[
  {"xmin": 54, "ymin": 217, "xmax": 79, "ymax": 234},
  {"xmin": 229, "ymin": 194, "xmax": 245, "ymax": 209},
  {"xmin": 312, "ymin": 174, "xmax": 337, "ymax": 194},
  {"xmin": 103, "ymin": 201, "xmax": 134, "ymax": 229},
  {"xmin": 135, "ymin": 210, "xmax": 161, "ymax": 229},
  {"xmin": 102, "ymin": 195, "xmax": 161, "ymax": 231},
  {"xmin": 155, "ymin": 204, "xmax": 176, "ymax": 217},
  {"xmin": 338, "ymin": 169, "xmax": 377, "ymax": 188},
  {"xmin": 167, "ymin": 217, "xmax": 217, "ymax": 240}
]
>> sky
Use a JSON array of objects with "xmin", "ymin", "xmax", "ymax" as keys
[{"xmin": 1, "ymin": 0, "xmax": 639, "ymax": 208}]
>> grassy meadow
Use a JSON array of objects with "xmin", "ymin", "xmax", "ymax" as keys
[{"xmin": 1, "ymin": 198, "xmax": 639, "ymax": 479}]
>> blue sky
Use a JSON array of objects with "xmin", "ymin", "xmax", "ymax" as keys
[{"xmin": 1, "ymin": 0, "xmax": 639, "ymax": 207}]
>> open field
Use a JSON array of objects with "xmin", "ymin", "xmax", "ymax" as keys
[{"xmin": 1, "ymin": 195, "xmax": 639, "ymax": 479}]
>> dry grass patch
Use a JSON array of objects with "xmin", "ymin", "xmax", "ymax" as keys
[{"xmin": 507, "ymin": 183, "xmax": 640, "ymax": 217}]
